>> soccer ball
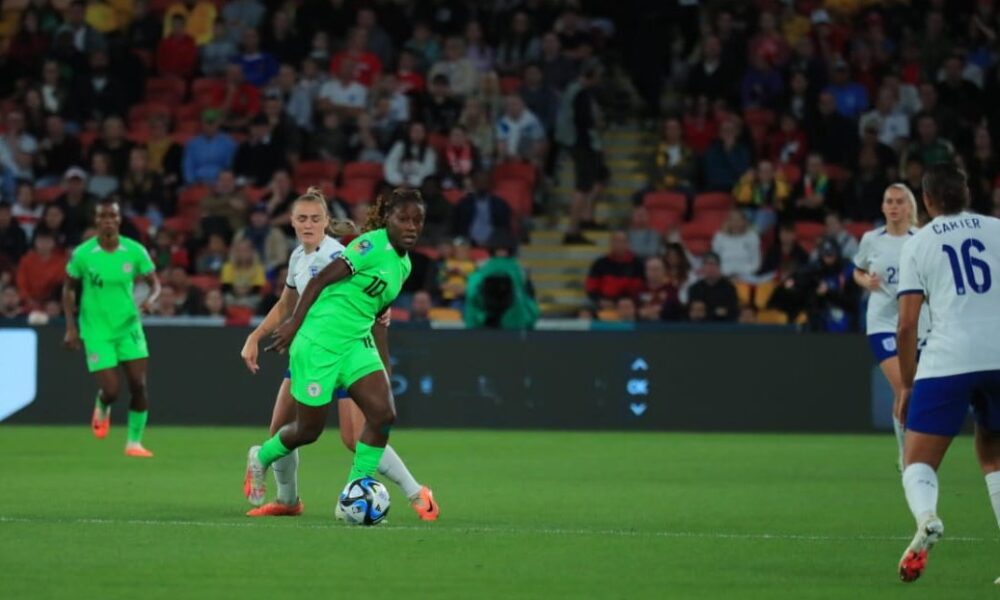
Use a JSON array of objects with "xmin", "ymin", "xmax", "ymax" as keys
[{"xmin": 338, "ymin": 477, "xmax": 391, "ymax": 526}]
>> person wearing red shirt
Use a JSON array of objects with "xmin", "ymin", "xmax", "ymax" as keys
[
  {"xmin": 210, "ymin": 63, "xmax": 261, "ymax": 131},
  {"xmin": 585, "ymin": 231, "xmax": 645, "ymax": 310},
  {"xmin": 637, "ymin": 256, "xmax": 683, "ymax": 321},
  {"xmin": 396, "ymin": 49, "xmax": 426, "ymax": 94},
  {"xmin": 16, "ymin": 230, "xmax": 67, "ymax": 311},
  {"xmin": 157, "ymin": 14, "xmax": 199, "ymax": 79},
  {"xmin": 328, "ymin": 27, "xmax": 382, "ymax": 88},
  {"xmin": 768, "ymin": 113, "xmax": 808, "ymax": 166}
]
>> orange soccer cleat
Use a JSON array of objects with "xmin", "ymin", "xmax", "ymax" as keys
[
  {"xmin": 410, "ymin": 486, "xmax": 439, "ymax": 521},
  {"xmin": 899, "ymin": 516, "xmax": 943, "ymax": 583},
  {"xmin": 246, "ymin": 500, "xmax": 304, "ymax": 517},
  {"xmin": 124, "ymin": 444, "xmax": 154, "ymax": 458},
  {"xmin": 91, "ymin": 407, "xmax": 110, "ymax": 439}
]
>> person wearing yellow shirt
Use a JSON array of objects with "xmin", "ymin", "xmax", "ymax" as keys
[
  {"xmin": 85, "ymin": 0, "xmax": 120, "ymax": 34},
  {"xmin": 163, "ymin": 0, "xmax": 216, "ymax": 46},
  {"xmin": 220, "ymin": 238, "xmax": 266, "ymax": 310}
]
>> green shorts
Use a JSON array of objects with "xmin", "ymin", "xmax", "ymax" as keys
[
  {"xmin": 83, "ymin": 325, "xmax": 149, "ymax": 373},
  {"xmin": 288, "ymin": 333, "xmax": 385, "ymax": 407}
]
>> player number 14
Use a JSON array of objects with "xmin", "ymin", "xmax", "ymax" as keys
[{"xmin": 942, "ymin": 239, "xmax": 992, "ymax": 295}]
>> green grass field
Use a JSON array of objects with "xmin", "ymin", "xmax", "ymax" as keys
[{"xmin": 1, "ymin": 426, "xmax": 998, "ymax": 599}]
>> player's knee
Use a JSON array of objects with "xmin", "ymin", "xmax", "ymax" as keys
[
  {"xmin": 295, "ymin": 422, "xmax": 324, "ymax": 445},
  {"xmin": 368, "ymin": 404, "xmax": 396, "ymax": 430},
  {"xmin": 99, "ymin": 388, "xmax": 119, "ymax": 404}
]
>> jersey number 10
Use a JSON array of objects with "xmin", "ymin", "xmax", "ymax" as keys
[
  {"xmin": 942, "ymin": 239, "xmax": 992, "ymax": 295},
  {"xmin": 363, "ymin": 276, "xmax": 388, "ymax": 298}
]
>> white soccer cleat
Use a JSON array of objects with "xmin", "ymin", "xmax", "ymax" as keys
[
  {"xmin": 334, "ymin": 499, "xmax": 346, "ymax": 521},
  {"xmin": 243, "ymin": 446, "xmax": 266, "ymax": 507},
  {"xmin": 898, "ymin": 515, "xmax": 944, "ymax": 583}
]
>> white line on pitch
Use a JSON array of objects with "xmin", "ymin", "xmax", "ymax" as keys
[{"xmin": 0, "ymin": 516, "xmax": 993, "ymax": 543}]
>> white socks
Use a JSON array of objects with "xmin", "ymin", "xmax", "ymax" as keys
[
  {"xmin": 378, "ymin": 445, "xmax": 423, "ymax": 499},
  {"xmin": 892, "ymin": 417, "xmax": 906, "ymax": 467},
  {"xmin": 273, "ymin": 448, "xmax": 299, "ymax": 505},
  {"xmin": 902, "ymin": 463, "xmax": 939, "ymax": 524},
  {"xmin": 985, "ymin": 471, "xmax": 1000, "ymax": 528}
]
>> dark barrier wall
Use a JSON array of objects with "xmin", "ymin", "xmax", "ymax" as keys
[{"xmin": 5, "ymin": 326, "xmax": 873, "ymax": 432}]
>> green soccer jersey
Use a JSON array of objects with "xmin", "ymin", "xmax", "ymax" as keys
[
  {"xmin": 66, "ymin": 236, "xmax": 155, "ymax": 341},
  {"xmin": 299, "ymin": 228, "xmax": 411, "ymax": 350}
]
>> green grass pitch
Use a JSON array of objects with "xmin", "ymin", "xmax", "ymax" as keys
[{"xmin": 1, "ymin": 426, "xmax": 999, "ymax": 599}]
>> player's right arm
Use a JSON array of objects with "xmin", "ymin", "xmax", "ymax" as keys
[
  {"xmin": 240, "ymin": 285, "xmax": 299, "ymax": 373},
  {"xmin": 852, "ymin": 233, "xmax": 880, "ymax": 291},
  {"xmin": 267, "ymin": 257, "xmax": 353, "ymax": 353},
  {"xmin": 62, "ymin": 276, "xmax": 82, "ymax": 351}
]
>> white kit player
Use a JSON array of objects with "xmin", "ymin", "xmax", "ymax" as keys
[
  {"xmin": 853, "ymin": 183, "xmax": 930, "ymax": 469},
  {"xmin": 895, "ymin": 164, "xmax": 1000, "ymax": 583},
  {"xmin": 239, "ymin": 187, "xmax": 438, "ymax": 520}
]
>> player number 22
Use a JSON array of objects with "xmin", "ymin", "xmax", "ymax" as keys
[{"xmin": 942, "ymin": 239, "xmax": 992, "ymax": 295}]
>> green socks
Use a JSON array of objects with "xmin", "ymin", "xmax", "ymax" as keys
[
  {"xmin": 348, "ymin": 442, "xmax": 386, "ymax": 483},
  {"xmin": 127, "ymin": 410, "xmax": 148, "ymax": 444},
  {"xmin": 257, "ymin": 433, "xmax": 291, "ymax": 469}
]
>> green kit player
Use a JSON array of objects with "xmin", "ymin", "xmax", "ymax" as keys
[
  {"xmin": 62, "ymin": 200, "xmax": 161, "ymax": 457},
  {"xmin": 243, "ymin": 188, "xmax": 425, "ymax": 509}
]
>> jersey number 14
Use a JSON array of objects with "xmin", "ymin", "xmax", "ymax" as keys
[{"xmin": 942, "ymin": 239, "xmax": 992, "ymax": 295}]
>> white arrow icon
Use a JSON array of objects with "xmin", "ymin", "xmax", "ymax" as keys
[{"xmin": 629, "ymin": 403, "xmax": 647, "ymax": 416}]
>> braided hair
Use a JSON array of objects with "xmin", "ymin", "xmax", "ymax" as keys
[{"xmin": 364, "ymin": 187, "xmax": 425, "ymax": 233}]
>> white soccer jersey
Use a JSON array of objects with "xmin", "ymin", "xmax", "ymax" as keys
[
  {"xmin": 286, "ymin": 235, "xmax": 345, "ymax": 293},
  {"xmin": 898, "ymin": 211, "xmax": 1000, "ymax": 379},
  {"xmin": 854, "ymin": 226, "xmax": 930, "ymax": 335}
]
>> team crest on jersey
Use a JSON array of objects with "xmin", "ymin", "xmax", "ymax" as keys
[
  {"xmin": 309, "ymin": 266, "xmax": 319, "ymax": 277},
  {"xmin": 122, "ymin": 262, "xmax": 133, "ymax": 274},
  {"xmin": 882, "ymin": 337, "xmax": 897, "ymax": 352},
  {"xmin": 88, "ymin": 353, "xmax": 99, "ymax": 364},
  {"xmin": 307, "ymin": 382, "xmax": 322, "ymax": 398},
  {"xmin": 357, "ymin": 240, "xmax": 373, "ymax": 255}
]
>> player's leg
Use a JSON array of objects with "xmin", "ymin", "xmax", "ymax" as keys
[
  {"xmin": 121, "ymin": 358, "xmax": 153, "ymax": 457},
  {"xmin": 878, "ymin": 354, "xmax": 907, "ymax": 469},
  {"xmin": 338, "ymin": 394, "xmax": 438, "ymax": 520},
  {"xmin": 971, "ymin": 374, "xmax": 1000, "ymax": 584},
  {"xmin": 897, "ymin": 374, "xmax": 969, "ymax": 582},
  {"xmin": 342, "ymin": 371, "xmax": 395, "ymax": 484},
  {"xmin": 90, "ymin": 367, "xmax": 119, "ymax": 440},
  {"xmin": 248, "ymin": 378, "xmax": 304, "ymax": 516}
]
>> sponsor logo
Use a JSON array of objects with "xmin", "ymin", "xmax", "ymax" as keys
[{"xmin": 357, "ymin": 240, "xmax": 373, "ymax": 255}]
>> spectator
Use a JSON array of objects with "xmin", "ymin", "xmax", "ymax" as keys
[
  {"xmin": 87, "ymin": 116, "xmax": 133, "ymax": 180},
  {"xmin": 614, "ymin": 297, "xmax": 638, "ymax": 322},
  {"xmin": 519, "ymin": 63, "xmax": 559, "ymax": 137},
  {"xmin": 409, "ymin": 289, "xmax": 432, "ymax": 323},
  {"xmin": 311, "ymin": 111, "xmax": 349, "ymax": 161},
  {"xmin": 147, "ymin": 115, "xmax": 184, "ymax": 190},
  {"xmin": 843, "ymin": 146, "xmax": 889, "ymax": 223},
  {"xmin": 262, "ymin": 170, "xmax": 296, "ymax": 236},
  {"xmin": 538, "ymin": 32, "xmax": 577, "ymax": 92},
  {"xmin": 157, "ymin": 14, "xmax": 198, "ymax": 79},
  {"xmin": 741, "ymin": 51, "xmax": 784, "ymax": 109},
  {"xmin": 182, "ymin": 109, "xmax": 237, "ymax": 185},
  {"xmin": 556, "ymin": 8, "xmax": 593, "ymax": 61},
  {"xmin": 627, "ymin": 206, "xmax": 663, "ymax": 259},
  {"xmin": 474, "ymin": 71, "xmax": 505, "ymax": 121},
  {"xmin": 748, "ymin": 11, "xmax": 790, "ymax": 67},
  {"xmin": 220, "ymin": 237, "xmax": 265, "ymax": 310},
  {"xmin": 234, "ymin": 204, "xmax": 288, "ymax": 272},
  {"xmin": 585, "ymin": 231, "xmax": 644, "ymax": 309},
  {"xmin": 688, "ymin": 299, "xmax": 709, "ymax": 322},
  {"xmin": 200, "ymin": 18, "xmax": 238, "ymax": 76},
  {"xmin": 682, "ymin": 95, "xmax": 719, "ymax": 155},
  {"xmin": 733, "ymin": 160, "xmax": 790, "ymax": 232},
  {"xmin": 36, "ymin": 115, "xmax": 82, "ymax": 184},
  {"xmin": 12, "ymin": 182, "xmax": 43, "ymax": 240},
  {"xmin": 687, "ymin": 35, "xmax": 736, "ymax": 104},
  {"xmin": 154, "ymin": 284, "xmax": 179, "ymax": 316},
  {"xmin": 781, "ymin": 69, "xmax": 815, "ymax": 125},
  {"xmin": 703, "ymin": 117, "xmax": 752, "ymax": 192},
  {"xmin": 55, "ymin": 167, "xmax": 96, "ymax": 242},
  {"xmin": 119, "ymin": 146, "xmax": 167, "ymax": 227},
  {"xmin": 128, "ymin": 0, "xmax": 163, "ymax": 52},
  {"xmin": 790, "ymin": 153, "xmax": 830, "ymax": 223},
  {"xmin": 163, "ymin": 0, "xmax": 217, "ymax": 46},
  {"xmin": 384, "ymin": 121, "xmax": 437, "ymax": 189},
  {"xmin": 459, "ymin": 97, "xmax": 495, "ymax": 164},
  {"xmin": 712, "ymin": 209, "xmax": 761, "ymax": 282},
  {"xmin": 790, "ymin": 238, "xmax": 858, "ymax": 332},
  {"xmin": 758, "ymin": 222, "xmax": 809, "ymax": 281},
  {"xmin": 808, "ymin": 92, "xmax": 859, "ymax": 167},
  {"xmin": 261, "ymin": 88, "xmax": 304, "ymax": 164},
  {"xmin": 439, "ymin": 125, "xmax": 479, "ymax": 191},
  {"xmin": 687, "ymin": 252, "xmax": 738, "ymax": 322},
  {"xmin": 351, "ymin": 115, "xmax": 385, "ymax": 163},
  {"xmin": 260, "ymin": 10, "xmax": 304, "ymax": 66},
  {"xmin": 768, "ymin": 113, "xmax": 808, "ymax": 166},
  {"xmin": 465, "ymin": 21, "xmax": 494, "ymax": 74},
  {"xmin": 452, "ymin": 170, "xmax": 512, "ymax": 248},
  {"xmin": 396, "ymin": 49, "xmax": 426, "ymax": 94},
  {"xmin": 463, "ymin": 233, "xmax": 538, "ymax": 330},
  {"xmin": 0, "ymin": 203, "xmax": 28, "ymax": 264},
  {"xmin": 152, "ymin": 231, "xmax": 190, "ymax": 272},
  {"xmin": 273, "ymin": 64, "xmax": 313, "ymax": 130},
  {"xmin": 234, "ymin": 114, "xmax": 288, "ymax": 187},
  {"xmin": 221, "ymin": 0, "xmax": 265, "ymax": 43},
  {"xmin": 901, "ymin": 113, "xmax": 955, "ymax": 169},
  {"xmin": 56, "ymin": 0, "xmax": 106, "ymax": 54},
  {"xmin": 404, "ymin": 22, "xmax": 441, "ymax": 70},
  {"xmin": 329, "ymin": 28, "xmax": 382, "ymax": 88},
  {"xmin": 212, "ymin": 63, "xmax": 261, "ymax": 131},
  {"xmin": 557, "ymin": 66, "xmax": 608, "ymax": 244},
  {"xmin": 355, "ymin": 7, "xmax": 393, "ymax": 67},
  {"xmin": 496, "ymin": 12, "xmax": 541, "ymax": 76},
  {"xmin": 637, "ymin": 256, "xmax": 683, "ymax": 322},
  {"xmin": 73, "ymin": 50, "xmax": 128, "ymax": 125},
  {"xmin": 916, "ymin": 82, "xmax": 960, "ymax": 144},
  {"xmin": 823, "ymin": 59, "xmax": 870, "ymax": 119},
  {"xmin": 495, "ymin": 95, "xmax": 546, "ymax": 166},
  {"xmin": 422, "ymin": 74, "xmax": 464, "ymax": 135},
  {"xmin": 858, "ymin": 86, "xmax": 911, "ymax": 151},
  {"xmin": 966, "ymin": 126, "xmax": 1000, "ymax": 214},
  {"xmin": 196, "ymin": 167, "xmax": 240, "ymax": 231},
  {"xmin": 665, "ymin": 243, "xmax": 694, "ymax": 306},
  {"xmin": 8, "ymin": 8, "xmax": 51, "ymax": 80},
  {"xmin": 22, "ymin": 88, "xmax": 47, "ymax": 140},
  {"xmin": 858, "ymin": 120, "xmax": 898, "ymax": 174},
  {"xmin": 15, "ymin": 230, "xmax": 66, "ymax": 310},
  {"xmin": 813, "ymin": 212, "xmax": 859, "ymax": 262},
  {"xmin": 937, "ymin": 54, "xmax": 982, "ymax": 128},
  {"xmin": 318, "ymin": 60, "xmax": 368, "ymax": 119},
  {"xmin": 86, "ymin": 153, "xmax": 118, "ymax": 200},
  {"xmin": 196, "ymin": 232, "xmax": 228, "ymax": 275},
  {"xmin": 236, "ymin": 28, "xmax": 278, "ymax": 88},
  {"xmin": 430, "ymin": 238, "xmax": 476, "ymax": 307},
  {"xmin": 0, "ymin": 285, "xmax": 24, "ymax": 320},
  {"xmin": 0, "ymin": 112, "xmax": 38, "ymax": 175},
  {"xmin": 429, "ymin": 37, "xmax": 478, "ymax": 98},
  {"xmin": 203, "ymin": 287, "xmax": 226, "ymax": 317},
  {"xmin": 646, "ymin": 117, "xmax": 697, "ymax": 194}
]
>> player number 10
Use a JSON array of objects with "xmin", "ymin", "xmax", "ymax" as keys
[{"xmin": 942, "ymin": 239, "xmax": 992, "ymax": 295}]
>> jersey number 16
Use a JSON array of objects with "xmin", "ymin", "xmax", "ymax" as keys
[{"xmin": 942, "ymin": 239, "xmax": 992, "ymax": 295}]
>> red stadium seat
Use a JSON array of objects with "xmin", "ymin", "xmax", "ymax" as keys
[
  {"xmin": 128, "ymin": 102, "xmax": 171, "ymax": 129},
  {"xmin": 178, "ymin": 185, "xmax": 209, "ymax": 209},
  {"xmin": 779, "ymin": 162, "xmax": 802, "ymax": 185},
  {"xmin": 499, "ymin": 76, "xmax": 522, "ymax": 94},
  {"xmin": 413, "ymin": 246, "xmax": 440, "ymax": 260},
  {"xmin": 78, "ymin": 130, "xmax": 98, "ymax": 153},
  {"xmin": 647, "ymin": 208, "xmax": 681, "ymax": 234},
  {"xmin": 493, "ymin": 180, "xmax": 533, "ymax": 217},
  {"xmin": 824, "ymin": 164, "xmax": 853, "ymax": 185},
  {"xmin": 145, "ymin": 76, "xmax": 187, "ymax": 105},
  {"xmin": 342, "ymin": 161, "xmax": 383, "ymax": 182},
  {"xmin": 680, "ymin": 220, "xmax": 718, "ymax": 257},
  {"xmin": 693, "ymin": 192, "xmax": 734, "ymax": 213},
  {"xmin": 845, "ymin": 221, "xmax": 874, "ymax": 241},
  {"xmin": 389, "ymin": 308, "xmax": 410, "ymax": 322},
  {"xmin": 174, "ymin": 103, "xmax": 203, "ymax": 125},
  {"xmin": 337, "ymin": 178, "xmax": 377, "ymax": 205},
  {"xmin": 191, "ymin": 77, "xmax": 224, "ymax": 106},
  {"xmin": 443, "ymin": 188, "xmax": 465, "ymax": 205},
  {"xmin": 35, "ymin": 186, "xmax": 63, "ymax": 204},
  {"xmin": 130, "ymin": 216, "xmax": 152, "ymax": 242},
  {"xmin": 189, "ymin": 275, "xmax": 220, "ymax": 292},
  {"xmin": 493, "ymin": 161, "xmax": 537, "ymax": 188},
  {"xmin": 794, "ymin": 221, "xmax": 826, "ymax": 253},
  {"xmin": 244, "ymin": 186, "xmax": 269, "ymax": 203},
  {"xmin": 163, "ymin": 216, "xmax": 194, "ymax": 234},
  {"xmin": 643, "ymin": 191, "xmax": 687, "ymax": 214},
  {"xmin": 225, "ymin": 306, "xmax": 254, "ymax": 326},
  {"xmin": 743, "ymin": 108, "xmax": 776, "ymax": 129},
  {"xmin": 294, "ymin": 160, "xmax": 340, "ymax": 190},
  {"xmin": 427, "ymin": 133, "xmax": 448, "ymax": 155}
]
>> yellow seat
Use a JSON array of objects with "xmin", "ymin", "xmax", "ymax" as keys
[
  {"xmin": 754, "ymin": 279, "xmax": 778, "ymax": 310},
  {"xmin": 735, "ymin": 281, "xmax": 753, "ymax": 306},
  {"xmin": 428, "ymin": 307, "xmax": 463, "ymax": 322},
  {"xmin": 596, "ymin": 309, "xmax": 621, "ymax": 322},
  {"xmin": 756, "ymin": 309, "xmax": 788, "ymax": 325}
]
